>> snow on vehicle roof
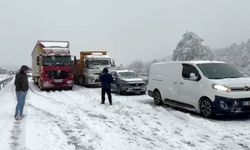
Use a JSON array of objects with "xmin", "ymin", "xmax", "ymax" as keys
[
  {"xmin": 154, "ymin": 60, "xmax": 225, "ymax": 65},
  {"xmin": 43, "ymin": 48, "xmax": 69, "ymax": 50},
  {"xmin": 86, "ymin": 55, "xmax": 110, "ymax": 59},
  {"xmin": 39, "ymin": 41, "xmax": 69, "ymax": 48},
  {"xmin": 114, "ymin": 70, "xmax": 134, "ymax": 73},
  {"xmin": 188, "ymin": 60, "xmax": 225, "ymax": 64}
]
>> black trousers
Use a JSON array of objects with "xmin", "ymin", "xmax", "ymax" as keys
[{"xmin": 101, "ymin": 88, "xmax": 112, "ymax": 105}]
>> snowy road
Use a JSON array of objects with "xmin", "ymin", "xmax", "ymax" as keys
[{"xmin": 1, "ymin": 79, "xmax": 250, "ymax": 150}]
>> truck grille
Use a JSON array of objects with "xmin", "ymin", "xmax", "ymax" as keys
[{"xmin": 48, "ymin": 71, "xmax": 68, "ymax": 79}]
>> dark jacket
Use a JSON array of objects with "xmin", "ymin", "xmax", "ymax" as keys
[
  {"xmin": 100, "ymin": 73, "xmax": 114, "ymax": 89},
  {"xmin": 14, "ymin": 65, "xmax": 29, "ymax": 92}
]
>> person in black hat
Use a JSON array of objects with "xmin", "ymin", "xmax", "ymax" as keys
[
  {"xmin": 100, "ymin": 68, "xmax": 114, "ymax": 105},
  {"xmin": 14, "ymin": 65, "xmax": 29, "ymax": 120}
]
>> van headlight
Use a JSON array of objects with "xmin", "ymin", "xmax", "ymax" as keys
[{"xmin": 212, "ymin": 84, "xmax": 231, "ymax": 92}]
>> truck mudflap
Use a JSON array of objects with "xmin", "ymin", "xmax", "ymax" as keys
[{"xmin": 213, "ymin": 96, "xmax": 250, "ymax": 115}]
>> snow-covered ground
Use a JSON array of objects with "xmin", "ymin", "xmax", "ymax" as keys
[
  {"xmin": 0, "ymin": 74, "xmax": 9, "ymax": 81},
  {"xmin": 1, "ymin": 79, "xmax": 250, "ymax": 150}
]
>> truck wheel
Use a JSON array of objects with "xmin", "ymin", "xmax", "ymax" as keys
[
  {"xmin": 74, "ymin": 76, "xmax": 78, "ymax": 84},
  {"xmin": 33, "ymin": 77, "xmax": 36, "ymax": 84},
  {"xmin": 79, "ymin": 77, "xmax": 84, "ymax": 86},
  {"xmin": 153, "ymin": 90, "xmax": 162, "ymax": 105},
  {"xmin": 82, "ymin": 78, "xmax": 87, "ymax": 87},
  {"xmin": 199, "ymin": 98, "xmax": 214, "ymax": 118},
  {"xmin": 38, "ymin": 79, "xmax": 43, "ymax": 90}
]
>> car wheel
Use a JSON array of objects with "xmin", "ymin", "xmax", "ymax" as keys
[
  {"xmin": 117, "ymin": 85, "xmax": 123, "ymax": 95},
  {"xmin": 199, "ymin": 98, "xmax": 214, "ymax": 118},
  {"xmin": 153, "ymin": 90, "xmax": 162, "ymax": 105}
]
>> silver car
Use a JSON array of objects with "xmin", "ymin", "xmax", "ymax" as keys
[{"xmin": 110, "ymin": 70, "xmax": 147, "ymax": 95}]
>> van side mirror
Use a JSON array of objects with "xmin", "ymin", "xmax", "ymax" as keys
[
  {"xmin": 36, "ymin": 56, "xmax": 40, "ymax": 65},
  {"xmin": 189, "ymin": 73, "xmax": 198, "ymax": 81}
]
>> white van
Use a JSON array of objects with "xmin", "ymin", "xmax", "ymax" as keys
[{"xmin": 147, "ymin": 61, "xmax": 250, "ymax": 117}]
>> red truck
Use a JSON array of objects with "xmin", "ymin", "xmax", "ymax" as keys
[{"xmin": 31, "ymin": 40, "xmax": 74, "ymax": 90}]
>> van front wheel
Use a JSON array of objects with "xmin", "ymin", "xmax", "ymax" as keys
[
  {"xmin": 199, "ymin": 98, "xmax": 213, "ymax": 118},
  {"xmin": 153, "ymin": 90, "xmax": 162, "ymax": 105}
]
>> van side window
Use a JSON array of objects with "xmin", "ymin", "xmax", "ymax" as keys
[{"xmin": 182, "ymin": 64, "xmax": 200, "ymax": 81}]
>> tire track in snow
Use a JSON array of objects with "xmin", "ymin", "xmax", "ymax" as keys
[
  {"xmin": 9, "ymin": 83, "xmax": 28, "ymax": 150},
  {"xmin": 29, "ymin": 84, "xmax": 101, "ymax": 150},
  {"xmin": 30, "ymin": 83, "xmax": 108, "ymax": 122},
  {"xmin": 27, "ymin": 103, "xmax": 88, "ymax": 150},
  {"xmin": 61, "ymin": 87, "xmax": 170, "ymax": 149},
  {"xmin": 63, "ymin": 87, "xmax": 171, "ymax": 149}
]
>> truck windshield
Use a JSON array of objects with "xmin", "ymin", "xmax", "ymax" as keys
[
  {"xmin": 43, "ymin": 56, "xmax": 71, "ymax": 66},
  {"xmin": 197, "ymin": 63, "xmax": 244, "ymax": 79},
  {"xmin": 118, "ymin": 72, "xmax": 138, "ymax": 79},
  {"xmin": 86, "ymin": 59, "xmax": 110, "ymax": 69}
]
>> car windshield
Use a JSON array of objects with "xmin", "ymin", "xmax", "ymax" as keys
[
  {"xmin": 197, "ymin": 63, "xmax": 244, "ymax": 79},
  {"xmin": 86, "ymin": 59, "xmax": 110, "ymax": 69},
  {"xmin": 43, "ymin": 56, "xmax": 71, "ymax": 66},
  {"xmin": 118, "ymin": 71, "xmax": 138, "ymax": 79}
]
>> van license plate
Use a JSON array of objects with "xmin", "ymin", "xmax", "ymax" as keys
[
  {"xmin": 54, "ymin": 79, "xmax": 63, "ymax": 83},
  {"xmin": 243, "ymin": 101, "xmax": 250, "ymax": 106}
]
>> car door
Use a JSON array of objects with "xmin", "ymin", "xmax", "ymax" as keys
[{"xmin": 178, "ymin": 64, "xmax": 201, "ymax": 107}]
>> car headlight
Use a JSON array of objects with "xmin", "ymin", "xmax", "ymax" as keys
[{"xmin": 212, "ymin": 84, "xmax": 231, "ymax": 92}]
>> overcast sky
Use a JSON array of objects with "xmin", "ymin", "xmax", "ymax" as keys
[{"xmin": 1, "ymin": 0, "xmax": 250, "ymax": 68}]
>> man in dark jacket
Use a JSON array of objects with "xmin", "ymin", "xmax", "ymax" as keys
[
  {"xmin": 14, "ymin": 65, "xmax": 29, "ymax": 120},
  {"xmin": 100, "ymin": 68, "xmax": 114, "ymax": 105}
]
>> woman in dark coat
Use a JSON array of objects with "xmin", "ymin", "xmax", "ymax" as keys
[
  {"xmin": 14, "ymin": 65, "xmax": 29, "ymax": 120},
  {"xmin": 100, "ymin": 68, "xmax": 114, "ymax": 105}
]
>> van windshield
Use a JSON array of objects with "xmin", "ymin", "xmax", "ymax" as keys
[{"xmin": 197, "ymin": 63, "xmax": 244, "ymax": 79}]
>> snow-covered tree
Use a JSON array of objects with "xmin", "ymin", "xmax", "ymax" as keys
[
  {"xmin": 126, "ymin": 60, "xmax": 145, "ymax": 74},
  {"xmin": 172, "ymin": 31, "xmax": 215, "ymax": 61},
  {"xmin": 214, "ymin": 39, "xmax": 250, "ymax": 75},
  {"xmin": 144, "ymin": 59, "xmax": 159, "ymax": 75}
]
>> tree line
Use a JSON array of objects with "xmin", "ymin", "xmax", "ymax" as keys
[{"xmin": 126, "ymin": 31, "xmax": 250, "ymax": 76}]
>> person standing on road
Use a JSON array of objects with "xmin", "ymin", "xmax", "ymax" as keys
[
  {"xmin": 14, "ymin": 65, "xmax": 29, "ymax": 120},
  {"xmin": 100, "ymin": 68, "xmax": 114, "ymax": 105}
]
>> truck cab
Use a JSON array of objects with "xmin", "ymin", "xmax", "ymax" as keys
[
  {"xmin": 74, "ymin": 51, "xmax": 115, "ymax": 86},
  {"xmin": 32, "ymin": 41, "xmax": 74, "ymax": 90}
]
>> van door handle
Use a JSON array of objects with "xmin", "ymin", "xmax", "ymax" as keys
[
  {"xmin": 179, "ymin": 82, "xmax": 184, "ymax": 85},
  {"xmin": 173, "ymin": 81, "xmax": 177, "ymax": 84}
]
